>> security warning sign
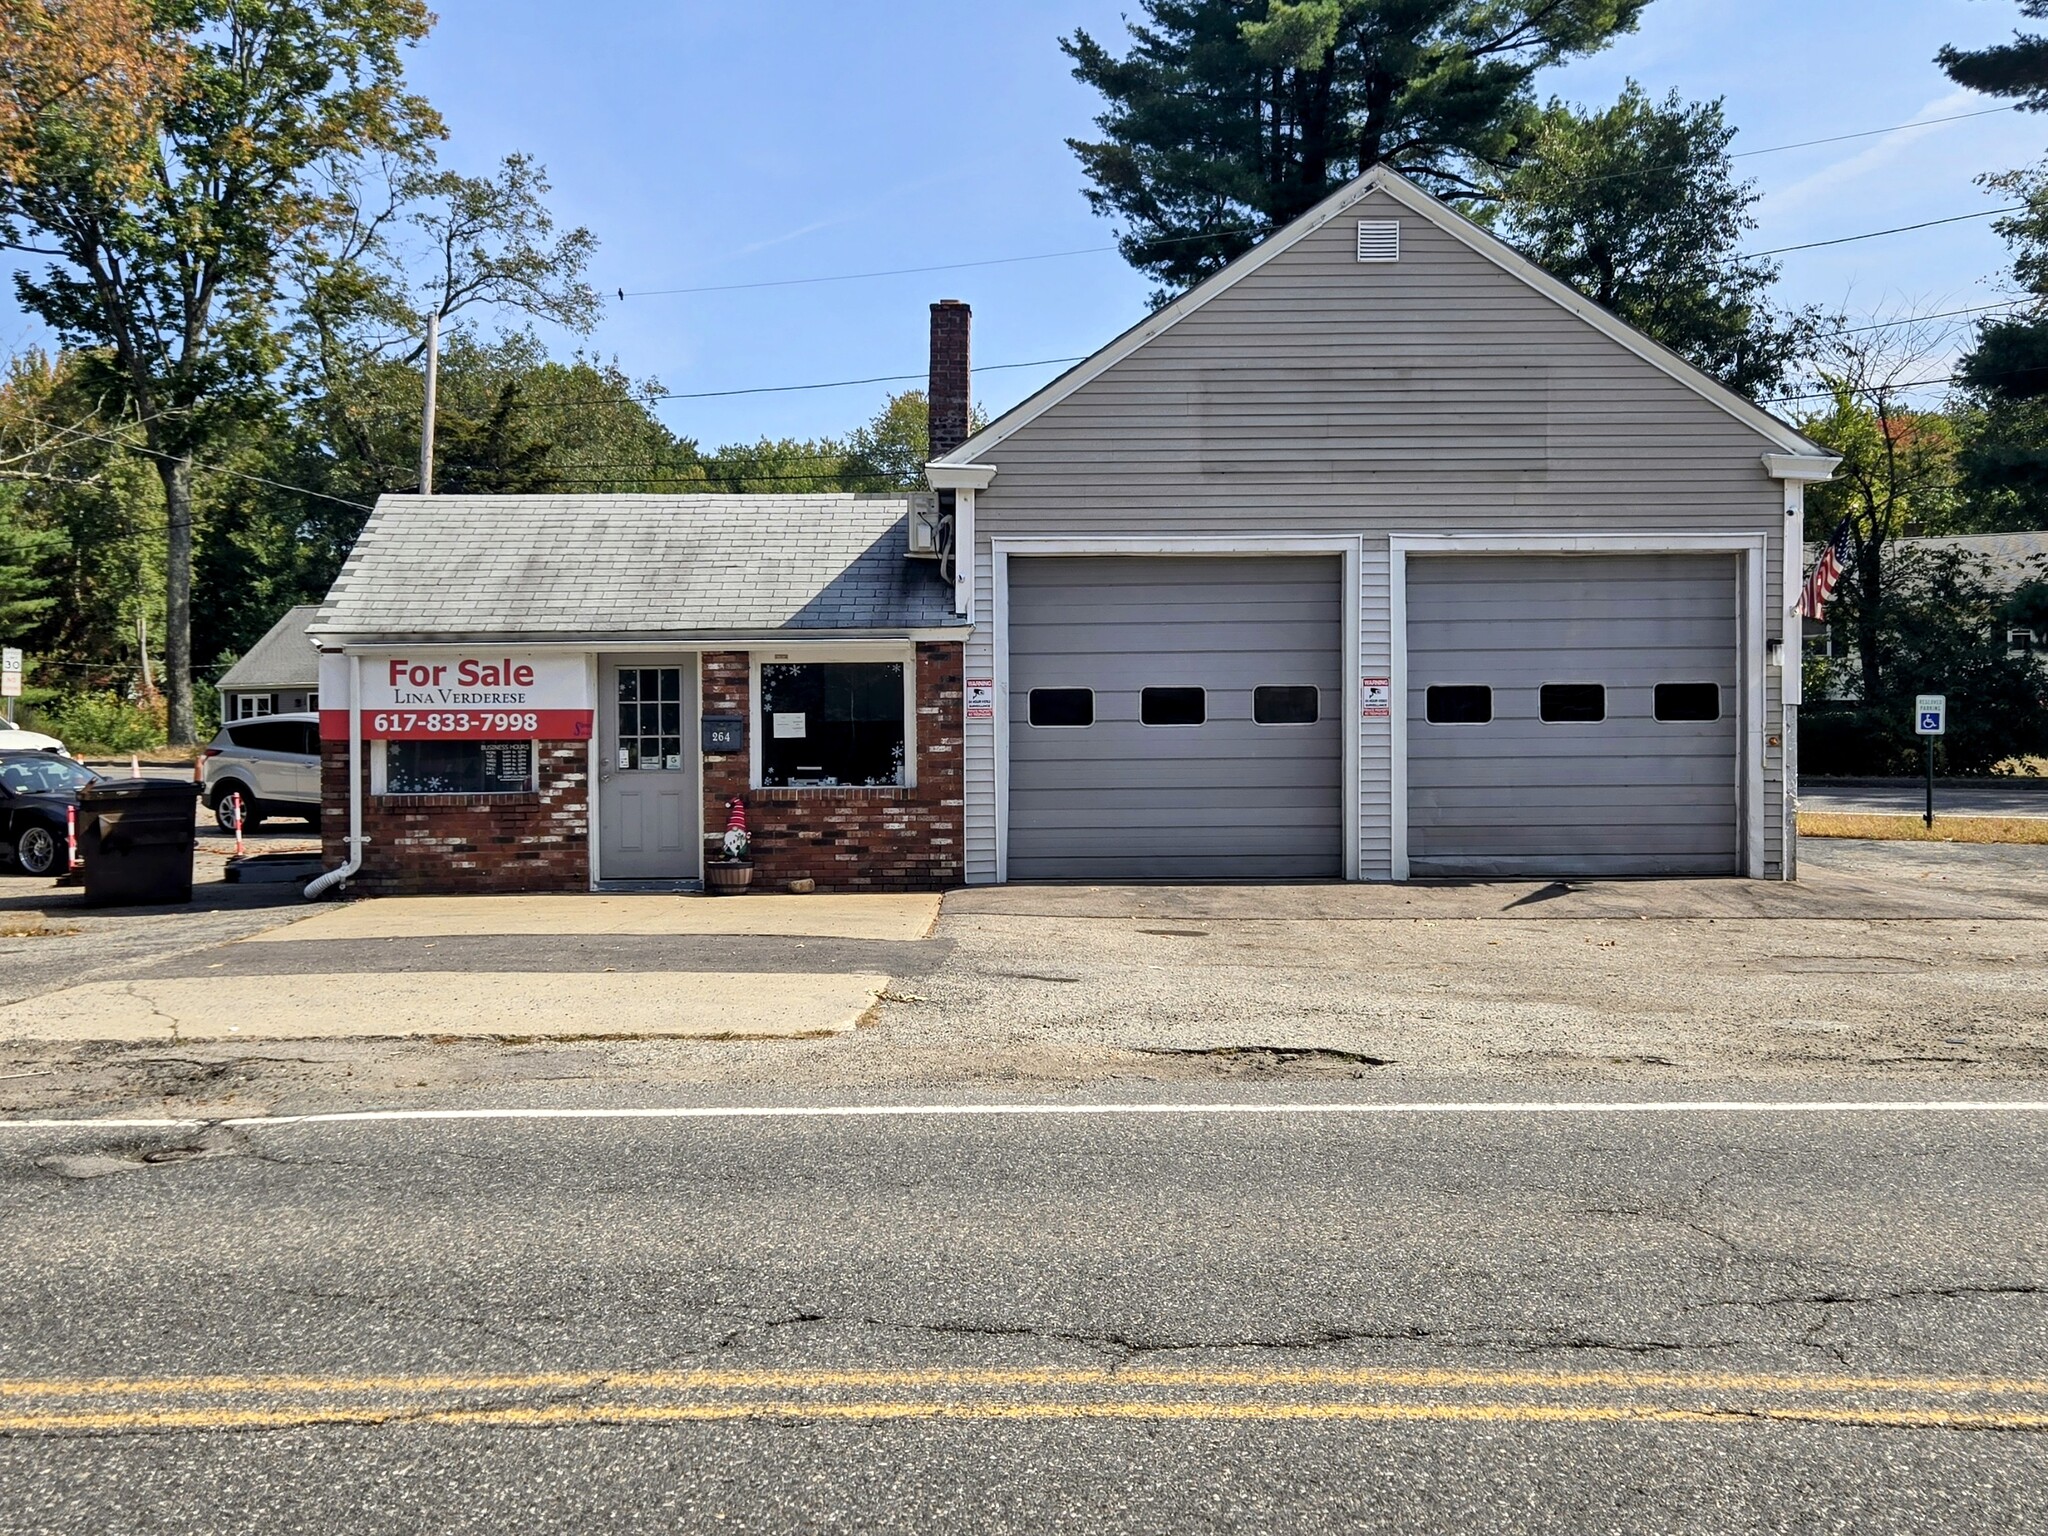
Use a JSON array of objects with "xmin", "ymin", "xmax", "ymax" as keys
[
  {"xmin": 966, "ymin": 679, "xmax": 995, "ymax": 722},
  {"xmin": 1361, "ymin": 677, "xmax": 1392, "ymax": 719}
]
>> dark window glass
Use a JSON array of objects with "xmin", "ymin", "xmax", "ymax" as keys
[
  {"xmin": 1425, "ymin": 685, "xmax": 1491, "ymax": 724},
  {"xmin": 229, "ymin": 720, "xmax": 307, "ymax": 754},
  {"xmin": 760, "ymin": 661, "xmax": 906, "ymax": 787},
  {"xmin": 612, "ymin": 665, "xmax": 685, "ymax": 770},
  {"xmin": 386, "ymin": 740, "xmax": 533, "ymax": 794},
  {"xmin": 1140, "ymin": 686, "xmax": 1205, "ymax": 726},
  {"xmin": 1654, "ymin": 682, "xmax": 1721, "ymax": 722},
  {"xmin": 1253, "ymin": 685, "xmax": 1319, "ymax": 725},
  {"xmin": 294, "ymin": 722, "xmax": 320, "ymax": 755},
  {"xmin": 1540, "ymin": 683, "xmax": 1606, "ymax": 723},
  {"xmin": 1029, "ymin": 688, "xmax": 1094, "ymax": 727}
]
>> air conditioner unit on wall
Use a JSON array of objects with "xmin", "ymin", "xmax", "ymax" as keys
[{"xmin": 907, "ymin": 492, "xmax": 944, "ymax": 558}]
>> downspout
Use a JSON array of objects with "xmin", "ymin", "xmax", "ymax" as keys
[{"xmin": 303, "ymin": 652, "xmax": 364, "ymax": 899}]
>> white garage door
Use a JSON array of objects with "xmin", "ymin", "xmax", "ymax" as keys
[
  {"xmin": 1007, "ymin": 555, "xmax": 1343, "ymax": 880},
  {"xmin": 1406, "ymin": 553, "xmax": 1742, "ymax": 878}
]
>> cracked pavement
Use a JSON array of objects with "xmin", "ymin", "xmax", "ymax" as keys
[{"xmin": 1, "ymin": 837, "xmax": 2046, "ymax": 1530}]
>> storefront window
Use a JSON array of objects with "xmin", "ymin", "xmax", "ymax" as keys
[
  {"xmin": 759, "ymin": 661, "xmax": 906, "ymax": 787},
  {"xmin": 386, "ymin": 740, "xmax": 535, "ymax": 794}
]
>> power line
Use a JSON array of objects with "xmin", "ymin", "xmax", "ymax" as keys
[
  {"xmin": 1763, "ymin": 372, "xmax": 1960, "ymax": 406},
  {"xmin": 0, "ymin": 406, "xmax": 372, "ymax": 511},
  {"xmin": 616, "ymin": 106, "xmax": 2024, "ymax": 299},
  {"xmin": 509, "ymin": 355, "xmax": 1087, "ymax": 415},
  {"xmin": 1751, "ymin": 206, "xmax": 2020, "ymax": 258}
]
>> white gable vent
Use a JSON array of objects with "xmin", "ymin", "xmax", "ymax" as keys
[{"xmin": 1356, "ymin": 219, "xmax": 1400, "ymax": 262}]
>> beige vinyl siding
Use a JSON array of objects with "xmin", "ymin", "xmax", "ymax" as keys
[{"xmin": 966, "ymin": 185, "xmax": 1794, "ymax": 880}]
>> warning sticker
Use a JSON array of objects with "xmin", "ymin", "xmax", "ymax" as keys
[
  {"xmin": 1361, "ymin": 677, "xmax": 1392, "ymax": 719},
  {"xmin": 966, "ymin": 679, "xmax": 995, "ymax": 722}
]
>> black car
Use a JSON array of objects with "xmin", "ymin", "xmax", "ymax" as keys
[{"xmin": 0, "ymin": 751, "xmax": 104, "ymax": 876}]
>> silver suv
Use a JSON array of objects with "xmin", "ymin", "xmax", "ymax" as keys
[{"xmin": 200, "ymin": 713, "xmax": 321, "ymax": 831}]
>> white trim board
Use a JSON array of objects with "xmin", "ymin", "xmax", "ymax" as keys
[
  {"xmin": 989, "ymin": 536, "xmax": 1363, "ymax": 885},
  {"xmin": 934, "ymin": 166, "xmax": 1832, "ymax": 478},
  {"xmin": 1387, "ymin": 533, "xmax": 1773, "ymax": 881}
]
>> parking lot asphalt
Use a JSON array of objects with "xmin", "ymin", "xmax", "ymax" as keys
[{"xmin": 0, "ymin": 836, "xmax": 2041, "ymax": 1122}]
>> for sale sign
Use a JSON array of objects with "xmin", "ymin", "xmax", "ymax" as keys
[{"xmin": 319, "ymin": 651, "xmax": 593, "ymax": 740}]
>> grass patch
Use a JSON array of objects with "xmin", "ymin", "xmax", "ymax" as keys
[{"xmin": 1800, "ymin": 812, "xmax": 2048, "ymax": 845}]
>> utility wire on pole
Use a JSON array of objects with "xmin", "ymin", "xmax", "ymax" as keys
[{"xmin": 419, "ymin": 310, "xmax": 440, "ymax": 496}]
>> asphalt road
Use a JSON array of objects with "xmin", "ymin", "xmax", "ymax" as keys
[
  {"xmin": 1801, "ymin": 777, "xmax": 2048, "ymax": 819},
  {"xmin": 3, "ymin": 1092, "xmax": 2045, "ymax": 1533}
]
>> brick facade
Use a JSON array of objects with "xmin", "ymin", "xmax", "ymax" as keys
[
  {"xmin": 320, "ymin": 738, "xmax": 591, "ymax": 896},
  {"xmin": 315, "ymin": 641, "xmax": 963, "ymax": 896},
  {"xmin": 701, "ymin": 642, "xmax": 964, "ymax": 892}
]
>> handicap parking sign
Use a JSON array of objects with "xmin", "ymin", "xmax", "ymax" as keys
[{"xmin": 1914, "ymin": 694, "xmax": 1946, "ymax": 736}]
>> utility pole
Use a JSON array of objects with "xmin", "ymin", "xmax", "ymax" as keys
[{"xmin": 418, "ymin": 309, "xmax": 440, "ymax": 496}]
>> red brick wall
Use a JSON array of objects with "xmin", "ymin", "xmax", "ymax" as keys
[
  {"xmin": 313, "ymin": 642, "xmax": 962, "ymax": 896},
  {"xmin": 702, "ymin": 643, "xmax": 962, "ymax": 892},
  {"xmin": 319, "ymin": 738, "xmax": 590, "ymax": 896}
]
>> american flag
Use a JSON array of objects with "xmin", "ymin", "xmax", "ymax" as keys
[{"xmin": 1797, "ymin": 518, "xmax": 1854, "ymax": 621}]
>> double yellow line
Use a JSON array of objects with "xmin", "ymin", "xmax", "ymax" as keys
[{"xmin": 3, "ymin": 1365, "xmax": 2045, "ymax": 1436}]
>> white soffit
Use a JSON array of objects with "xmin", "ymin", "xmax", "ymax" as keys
[{"xmin": 936, "ymin": 165, "xmax": 1828, "ymax": 467}]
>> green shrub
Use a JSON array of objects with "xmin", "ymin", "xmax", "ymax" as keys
[{"xmin": 46, "ymin": 691, "xmax": 165, "ymax": 754}]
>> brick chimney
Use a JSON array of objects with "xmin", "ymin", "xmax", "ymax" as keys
[{"xmin": 928, "ymin": 299, "xmax": 971, "ymax": 462}]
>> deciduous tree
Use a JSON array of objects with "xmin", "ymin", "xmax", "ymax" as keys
[
  {"xmin": 0, "ymin": 0, "xmax": 441, "ymax": 743},
  {"xmin": 1488, "ymin": 84, "xmax": 1808, "ymax": 396}
]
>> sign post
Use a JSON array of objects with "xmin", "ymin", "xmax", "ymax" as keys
[
  {"xmin": 1, "ymin": 648, "xmax": 21, "ymax": 727},
  {"xmin": 1914, "ymin": 694, "xmax": 1946, "ymax": 828}
]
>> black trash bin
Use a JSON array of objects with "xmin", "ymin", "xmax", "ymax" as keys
[{"xmin": 77, "ymin": 780, "xmax": 202, "ymax": 906}]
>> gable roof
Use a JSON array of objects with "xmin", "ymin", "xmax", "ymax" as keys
[
  {"xmin": 216, "ymin": 604, "xmax": 321, "ymax": 691},
  {"xmin": 310, "ymin": 494, "xmax": 962, "ymax": 645},
  {"xmin": 935, "ymin": 165, "xmax": 1832, "ymax": 471}
]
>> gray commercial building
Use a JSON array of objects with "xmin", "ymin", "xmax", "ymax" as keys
[{"xmin": 928, "ymin": 166, "xmax": 1838, "ymax": 881}]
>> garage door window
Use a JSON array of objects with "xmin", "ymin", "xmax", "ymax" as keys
[
  {"xmin": 1539, "ymin": 683, "xmax": 1606, "ymax": 723},
  {"xmin": 759, "ymin": 661, "xmax": 907, "ymax": 787},
  {"xmin": 1654, "ymin": 682, "xmax": 1721, "ymax": 722},
  {"xmin": 1028, "ymin": 688, "xmax": 1094, "ymax": 728},
  {"xmin": 1425, "ymin": 685, "xmax": 1491, "ymax": 724},
  {"xmin": 1140, "ymin": 687, "xmax": 1205, "ymax": 727},
  {"xmin": 1253, "ymin": 685, "xmax": 1319, "ymax": 725}
]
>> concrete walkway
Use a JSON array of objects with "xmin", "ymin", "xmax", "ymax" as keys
[{"xmin": 0, "ymin": 892, "xmax": 939, "ymax": 1044}]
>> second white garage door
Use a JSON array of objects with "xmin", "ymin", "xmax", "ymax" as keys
[{"xmin": 1007, "ymin": 555, "xmax": 1343, "ymax": 880}]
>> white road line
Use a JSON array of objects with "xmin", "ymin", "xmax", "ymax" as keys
[{"xmin": 2, "ymin": 1100, "xmax": 2047, "ymax": 1132}]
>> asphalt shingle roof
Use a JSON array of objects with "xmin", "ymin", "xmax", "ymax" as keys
[
  {"xmin": 216, "ymin": 604, "xmax": 321, "ymax": 690},
  {"xmin": 311, "ymin": 495, "xmax": 963, "ymax": 642}
]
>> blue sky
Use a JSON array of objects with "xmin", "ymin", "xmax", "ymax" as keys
[{"xmin": 14, "ymin": 1, "xmax": 2048, "ymax": 445}]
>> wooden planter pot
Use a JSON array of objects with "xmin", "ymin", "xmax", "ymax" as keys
[{"xmin": 706, "ymin": 861, "xmax": 753, "ymax": 894}]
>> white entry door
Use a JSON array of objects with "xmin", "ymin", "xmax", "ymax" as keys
[{"xmin": 598, "ymin": 657, "xmax": 699, "ymax": 880}]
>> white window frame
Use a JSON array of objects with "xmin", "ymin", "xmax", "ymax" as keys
[
  {"xmin": 234, "ymin": 693, "xmax": 275, "ymax": 720},
  {"xmin": 371, "ymin": 737, "xmax": 540, "ymax": 795},
  {"xmin": 1389, "ymin": 532, "xmax": 1769, "ymax": 880},
  {"xmin": 749, "ymin": 643, "xmax": 919, "ymax": 791}
]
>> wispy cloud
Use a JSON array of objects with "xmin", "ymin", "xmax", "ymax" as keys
[
  {"xmin": 1766, "ymin": 88, "xmax": 1987, "ymax": 214},
  {"xmin": 682, "ymin": 167, "xmax": 977, "ymax": 275}
]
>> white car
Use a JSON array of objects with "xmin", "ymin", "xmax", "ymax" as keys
[
  {"xmin": 0, "ymin": 727, "xmax": 68, "ymax": 756},
  {"xmin": 199, "ymin": 712, "xmax": 321, "ymax": 830}
]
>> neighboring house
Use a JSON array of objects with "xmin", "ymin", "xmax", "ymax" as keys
[
  {"xmin": 309, "ymin": 165, "xmax": 1834, "ymax": 896},
  {"xmin": 1802, "ymin": 532, "xmax": 2048, "ymax": 672},
  {"xmin": 215, "ymin": 605, "xmax": 321, "ymax": 720}
]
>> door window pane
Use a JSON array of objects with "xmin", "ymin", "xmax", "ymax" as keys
[
  {"xmin": 387, "ymin": 740, "xmax": 533, "ymax": 793},
  {"xmin": 1253, "ymin": 685, "xmax": 1319, "ymax": 725},
  {"xmin": 1540, "ymin": 683, "xmax": 1606, "ymax": 723},
  {"xmin": 614, "ymin": 667, "xmax": 684, "ymax": 769},
  {"xmin": 1654, "ymin": 682, "xmax": 1721, "ymax": 722},
  {"xmin": 1425, "ymin": 685, "xmax": 1491, "ymax": 724},
  {"xmin": 1140, "ymin": 687, "xmax": 1205, "ymax": 726},
  {"xmin": 759, "ymin": 661, "xmax": 906, "ymax": 786},
  {"xmin": 1028, "ymin": 688, "xmax": 1094, "ymax": 727}
]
